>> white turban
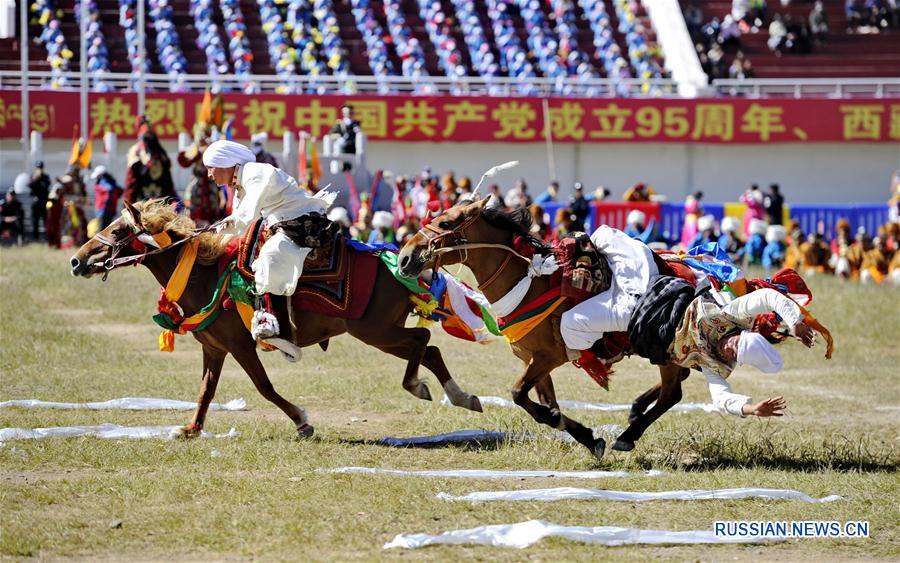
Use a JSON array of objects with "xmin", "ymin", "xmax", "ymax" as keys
[
  {"xmin": 697, "ymin": 214, "xmax": 716, "ymax": 232},
  {"xmin": 90, "ymin": 165, "xmax": 107, "ymax": 180},
  {"xmin": 721, "ymin": 216, "xmax": 740, "ymax": 234},
  {"xmin": 251, "ymin": 132, "xmax": 268, "ymax": 145},
  {"xmin": 202, "ymin": 140, "xmax": 255, "ymax": 168},
  {"xmin": 327, "ymin": 206, "xmax": 351, "ymax": 226},
  {"xmin": 736, "ymin": 331, "xmax": 783, "ymax": 373}
]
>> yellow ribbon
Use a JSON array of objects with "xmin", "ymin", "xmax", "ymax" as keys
[{"xmin": 158, "ymin": 241, "xmax": 200, "ymax": 352}]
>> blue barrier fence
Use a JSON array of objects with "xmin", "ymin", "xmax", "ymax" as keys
[{"xmin": 539, "ymin": 201, "xmax": 890, "ymax": 240}]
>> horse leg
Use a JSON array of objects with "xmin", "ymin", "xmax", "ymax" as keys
[
  {"xmin": 534, "ymin": 377, "xmax": 559, "ymax": 409},
  {"xmin": 422, "ymin": 345, "xmax": 483, "ymax": 413},
  {"xmin": 613, "ymin": 365, "xmax": 689, "ymax": 452},
  {"xmin": 511, "ymin": 358, "xmax": 606, "ymax": 461},
  {"xmin": 628, "ymin": 383, "xmax": 661, "ymax": 425},
  {"xmin": 230, "ymin": 344, "xmax": 313, "ymax": 439},
  {"xmin": 349, "ymin": 323, "xmax": 434, "ymax": 401},
  {"xmin": 174, "ymin": 346, "xmax": 227, "ymax": 439}
]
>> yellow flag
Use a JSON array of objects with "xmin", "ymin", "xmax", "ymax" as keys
[{"xmin": 77, "ymin": 137, "xmax": 93, "ymax": 169}]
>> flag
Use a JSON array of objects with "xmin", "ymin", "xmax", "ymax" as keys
[
  {"xmin": 68, "ymin": 125, "xmax": 80, "ymax": 165},
  {"xmin": 212, "ymin": 94, "xmax": 224, "ymax": 128},
  {"xmin": 198, "ymin": 89, "xmax": 212, "ymax": 124},
  {"xmin": 298, "ymin": 135, "xmax": 309, "ymax": 179},
  {"xmin": 310, "ymin": 139, "xmax": 321, "ymax": 184},
  {"xmin": 77, "ymin": 136, "xmax": 92, "ymax": 169}
]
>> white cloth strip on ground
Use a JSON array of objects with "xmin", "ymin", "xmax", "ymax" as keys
[
  {"xmin": 437, "ymin": 486, "xmax": 843, "ymax": 503},
  {"xmin": 443, "ymin": 395, "xmax": 716, "ymax": 413},
  {"xmin": 0, "ymin": 423, "xmax": 239, "ymax": 441},
  {"xmin": 383, "ymin": 519, "xmax": 785, "ymax": 549},
  {"xmin": 0, "ymin": 397, "xmax": 247, "ymax": 411},
  {"xmin": 320, "ymin": 467, "xmax": 665, "ymax": 479}
]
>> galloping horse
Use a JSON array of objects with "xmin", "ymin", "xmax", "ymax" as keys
[
  {"xmin": 70, "ymin": 200, "xmax": 482, "ymax": 438},
  {"xmin": 397, "ymin": 198, "xmax": 690, "ymax": 460}
]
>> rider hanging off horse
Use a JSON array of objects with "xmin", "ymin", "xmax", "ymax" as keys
[{"xmin": 202, "ymin": 139, "xmax": 339, "ymax": 360}]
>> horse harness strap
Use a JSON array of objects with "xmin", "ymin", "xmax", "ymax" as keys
[{"xmin": 478, "ymin": 252, "xmax": 513, "ymax": 291}]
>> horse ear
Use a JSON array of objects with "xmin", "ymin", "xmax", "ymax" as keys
[
  {"xmin": 475, "ymin": 196, "xmax": 490, "ymax": 210},
  {"xmin": 123, "ymin": 200, "xmax": 141, "ymax": 228}
]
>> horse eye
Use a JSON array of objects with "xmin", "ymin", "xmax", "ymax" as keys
[{"xmin": 438, "ymin": 221, "xmax": 452, "ymax": 229}]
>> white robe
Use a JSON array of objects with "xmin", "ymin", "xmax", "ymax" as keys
[
  {"xmin": 226, "ymin": 163, "xmax": 334, "ymax": 295},
  {"xmin": 560, "ymin": 226, "xmax": 659, "ymax": 350}
]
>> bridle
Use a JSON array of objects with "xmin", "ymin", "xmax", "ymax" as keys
[
  {"xmin": 416, "ymin": 208, "xmax": 532, "ymax": 291},
  {"xmin": 93, "ymin": 214, "xmax": 221, "ymax": 281}
]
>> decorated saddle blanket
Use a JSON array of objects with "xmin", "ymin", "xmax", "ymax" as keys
[{"xmin": 222, "ymin": 219, "xmax": 378, "ymax": 320}]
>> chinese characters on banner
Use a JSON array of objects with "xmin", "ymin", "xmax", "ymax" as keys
[{"xmin": 0, "ymin": 90, "xmax": 898, "ymax": 143}]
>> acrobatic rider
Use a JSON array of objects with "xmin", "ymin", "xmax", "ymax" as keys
[{"xmin": 203, "ymin": 140, "xmax": 337, "ymax": 358}]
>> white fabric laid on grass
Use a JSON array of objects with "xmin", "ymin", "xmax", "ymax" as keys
[
  {"xmin": 0, "ymin": 397, "xmax": 247, "ymax": 411},
  {"xmin": 437, "ymin": 486, "xmax": 843, "ymax": 503},
  {"xmin": 384, "ymin": 519, "xmax": 784, "ymax": 549},
  {"xmin": 322, "ymin": 467, "xmax": 665, "ymax": 479},
  {"xmin": 445, "ymin": 395, "xmax": 716, "ymax": 413},
  {"xmin": 0, "ymin": 423, "xmax": 239, "ymax": 441}
]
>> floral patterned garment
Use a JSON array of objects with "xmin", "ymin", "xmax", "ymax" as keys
[{"xmin": 667, "ymin": 294, "xmax": 750, "ymax": 378}]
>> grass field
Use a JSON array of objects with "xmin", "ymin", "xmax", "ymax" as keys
[{"xmin": 1, "ymin": 244, "xmax": 899, "ymax": 560}]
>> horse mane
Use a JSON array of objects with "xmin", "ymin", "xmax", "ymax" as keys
[
  {"xmin": 481, "ymin": 205, "xmax": 550, "ymax": 253},
  {"xmin": 134, "ymin": 199, "xmax": 229, "ymax": 265}
]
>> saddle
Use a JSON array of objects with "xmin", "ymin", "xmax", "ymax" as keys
[{"xmin": 223, "ymin": 219, "xmax": 379, "ymax": 338}]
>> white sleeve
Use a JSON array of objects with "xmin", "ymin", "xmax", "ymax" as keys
[
  {"xmin": 230, "ymin": 170, "xmax": 269, "ymax": 232},
  {"xmin": 703, "ymin": 368, "xmax": 751, "ymax": 417},
  {"xmin": 722, "ymin": 288, "xmax": 802, "ymax": 327}
]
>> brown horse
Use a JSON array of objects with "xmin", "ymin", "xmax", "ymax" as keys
[
  {"xmin": 70, "ymin": 200, "xmax": 482, "ymax": 439},
  {"xmin": 397, "ymin": 198, "xmax": 690, "ymax": 460}
]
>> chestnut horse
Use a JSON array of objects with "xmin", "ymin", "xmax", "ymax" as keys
[
  {"xmin": 397, "ymin": 198, "xmax": 690, "ymax": 460},
  {"xmin": 70, "ymin": 200, "xmax": 482, "ymax": 439}
]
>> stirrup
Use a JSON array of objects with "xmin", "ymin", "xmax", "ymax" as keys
[
  {"xmin": 263, "ymin": 337, "xmax": 302, "ymax": 363},
  {"xmin": 251, "ymin": 310, "xmax": 280, "ymax": 340}
]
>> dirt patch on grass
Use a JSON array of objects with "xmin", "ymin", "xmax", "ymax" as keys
[{"xmin": 1, "ymin": 468, "xmax": 106, "ymax": 484}]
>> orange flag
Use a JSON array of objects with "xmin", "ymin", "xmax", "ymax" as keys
[
  {"xmin": 198, "ymin": 89, "xmax": 212, "ymax": 124},
  {"xmin": 310, "ymin": 140, "xmax": 322, "ymax": 184}
]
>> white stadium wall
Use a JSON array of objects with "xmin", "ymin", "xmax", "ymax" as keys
[{"xmin": 1, "ymin": 139, "xmax": 898, "ymax": 203}]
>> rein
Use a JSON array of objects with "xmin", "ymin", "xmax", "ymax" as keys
[{"xmin": 99, "ymin": 219, "xmax": 223, "ymax": 273}]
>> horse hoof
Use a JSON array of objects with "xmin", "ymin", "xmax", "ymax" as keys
[
  {"xmin": 170, "ymin": 424, "xmax": 201, "ymax": 440},
  {"xmin": 408, "ymin": 382, "xmax": 432, "ymax": 401},
  {"xmin": 612, "ymin": 439, "xmax": 635, "ymax": 452},
  {"xmin": 467, "ymin": 395, "xmax": 484, "ymax": 413},
  {"xmin": 591, "ymin": 438, "xmax": 606, "ymax": 461},
  {"xmin": 296, "ymin": 424, "xmax": 315, "ymax": 440}
]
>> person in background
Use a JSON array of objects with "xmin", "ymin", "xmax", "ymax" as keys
[
  {"xmin": 534, "ymin": 180, "xmax": 558, "ymax": 204},
  {"xmin": 368, "ymin": 210, "xmax": 396, "ymax": 244},
  {"xmin": 764, "ymin": 183, "xmax": 784, "ymax": 225},
  {"xmin": 719, "ymin": 216, "xmax": 745, "ymax": 262},
  {"xmin": 741, "ymin": 184, "xmax": 766, "ymax": 237},
  {"xmin": 590, "ymin": 186, "xmax": 611, "ymax": 202},
  {"xmin": 623, "ymin": 182, "xmax": 655, "ymax": 202},
  {"xmin": 125, "ymin": 117, "xmax": 176, "ymax": 204},
  {"xmin": 800, "ymin": 232, "xmax": 831, "ymax": 274},
  {"xmin": 553, "ymin": 207, "xmax": 574, "ymax": 241},
  {"xmin": 504, "ymin": 178, "xmax": 532, "ymax": 209},
  {"xmin": 762, "ymin": 225, "xmax": 788, "ymax": 270},
  {"xmin": 0, "ymin": 189, "xmax": 24, "ymax": 244},
  {"xmin": 624, "ymin": 209, "xmax": 648, "ymax": 239},
  {"xmin": 744, "ymin": 218, "xmax": 768, "ymax": 266},
  {"xmin": 90, "ymin": 165, "xmax": 123, "ymax": 230},
  {"xmin": 329, "ymin": 104, "xmax": 361, "ymax": 171},
  {"xmin": 251, "ymin": 132, "xmax": 279, "ymax": 167},
  {"xmin": 352, "ymin": 204, "xmax": 373, "ymax": 242},
  {"xmin": 860, "ymin": 236, "xmax": 892, "ymax": 284},
  {"xmin": 28, "ymin": 160, "xmax": 51, "ymax": 241},
  {"xmin": 486, "ymin": 183, "xmax": 504, "ymax": 209},
  {"xmin": 680, "ymin": 191, "xmax": 704, "ymax": 248},
  {"xmin": 809, "ymin": 1, "xmax": 829, "ymax": 43},
  {"xmin": 178, "ymin": 124, "xmax": 221, "ymax": 228},
  {"xmin": 688, "ymin": 214, "xmax": 718, "ymax": 249},
  {"xmin": 569, "ymin": 182, "xmax": 590, "ymax": 232},
  {"xmin": 457, "ymin": 176, "xmax": 472, "ymax": 198},
  {"xmin": 528, "ymin": 203, "xmax": 550, "ymax": 241}
]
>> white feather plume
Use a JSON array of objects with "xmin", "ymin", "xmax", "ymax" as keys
[{"xmin": 473, "ymin": 161, "xmax": 520, "ymax": 195}]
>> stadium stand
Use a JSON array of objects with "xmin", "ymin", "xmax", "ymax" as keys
[{"xmin": 0, "ymin": 0, "xmax": 896, "ymax": 92}]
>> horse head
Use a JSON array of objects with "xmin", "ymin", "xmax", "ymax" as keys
[
  {"xmin": 70, "ymin": 200, "xmax": 172, "ymax": 278},
  {"xmin": 397, "ymin": 196, "xmax": 492, "ymax": 278}
]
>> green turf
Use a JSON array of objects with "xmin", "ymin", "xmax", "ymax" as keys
[{"xmin": 1, "ymin": 245, "xmax": 898, "ymax": 560}]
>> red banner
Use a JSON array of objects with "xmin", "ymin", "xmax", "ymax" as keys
[{"xmin": 1, "ymin": 90, "xmax": 898, "ymax": 143}]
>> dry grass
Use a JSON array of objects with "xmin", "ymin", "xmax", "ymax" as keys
[{"xmin": 1, "ymin": 245, "xmax": 898, "ymax": 560}]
